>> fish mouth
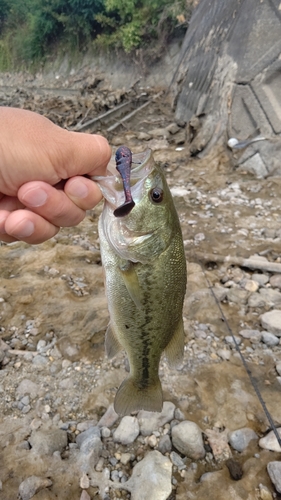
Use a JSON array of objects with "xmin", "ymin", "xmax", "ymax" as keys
[{"xmin": 92, "ymin": 149, "xmax": 154, "ymax": 209}]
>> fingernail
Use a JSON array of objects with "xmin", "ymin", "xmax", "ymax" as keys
[
  {"xmin": 22, "ymin": 188, "xmax": 48, "ymax": 207},
  {"xmin": 68, "ymin": 181, "xmax": 89, "ymax": 199},
  {"xmin": 11, "ymin": 220, "xmax": 34, "ymax": 238}
]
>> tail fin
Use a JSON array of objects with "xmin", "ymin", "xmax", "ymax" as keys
[{"xmin": 114, "ymin": 376, "xmax": 163, "ymax": 416}]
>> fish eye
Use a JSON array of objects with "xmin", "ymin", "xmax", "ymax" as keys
[{"xmin": 150, "ymin": 187, "xmax": 164, "ymax": 203}]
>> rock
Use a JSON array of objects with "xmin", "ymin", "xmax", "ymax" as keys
[
  {"xmin": 228, "ymin": 427, "xmax": 258, "ymax": 452},
  {"xmin": 29, "ymin": 428, "xmax": 67, "ymax": 456},
  {"xmin": 227, "ymin": 288, "xmax": 249, "ymax": 304},
  {"xmin": 225, "ymin": 335, "xmax": 241, "ymax": 346},
  {"xmin": 217, "ymin": 349, "xmax": 231, "ymax": 361},
  {"xmin": 267, "ymin": 461, "xmax": 281, "ymax": 493},
  {"xmin": 225, "ymin": 459, "xmax": 243, "ymax": 480},
  {"xmin": 120, "ymin": 452, "xmax": 132, "ymax": 465},
  {"xmin": 260, "ymin": 310, "xmax": 281, "ymax": 336},
  {"xmin": 76, "ymin": 426, "xmax": 101, "ymax": 448},
  {"xmin": 76, "ymin": 426, "xmax": 102, "ymax": 471},
  {"xmin": 171, "ymin": 421, "xmax": 205, "ymax": 460},
  {"xmin": 18, "ymin": 476, "xmax": 52, "ymax": 500},
  {"xmin": 32, "ymin": 355, "xmax": 48, "ymax": 366},
  {"xmin": 205, "ymin": 428, "xmax": 231, "ymax": 461},
  {"xmin": 252, "ymin": 274, "xmax": 269, "ymax": 286},
  {"xmin": 170, "ymin": 451, "xmax": 186, "ymax": 470},
  {"xmin": 137, "ymin": 131, "xmax": 151, "ymax": 141},
  {"xmin": 166, "ymin": 123, "xmax": 180, "ymax": 134},
  {"xmin": 259, "ymin": 288, "xmax": 281, "ymax": 306},
  {"xmin": 149, "ymin": 128, "xmax": 170, "ymax": 139},
  {"xmin": 97, "ymin": 404, "xmax": 119, "ymax": 428},
  {"xmin": 259, "ymin": 429, "xmax": 281, "ymax": 452},
  {"xmin": 158, "ymin": 435, "xmax": 172, "ymax": 454},
  {"xmin": 147, "ymin": 434, "xmax": 157, "ymax": 448},
  {"xmin": 80, "ymin": 472, "xmax": 90, "ymax": 489},
  {"xmin": 120, "ymin": 450, "xmax": 172, "ymax": 500},
  {"xmin": 80, "ymin": 490, "xmax": 91, "ymax": 500},
  {"xmin": 16, "ymin": 379, "xmax": 39, "ymax": 399},
  {"xmin": 138, "ymin": 402, "xmax": 175, "ymax": 436},
  {"xmin": 239, "ymin": 329, "xmax": 262, "ymax": 343},
  {"xmin": 113, "ymin": 416, "xmax": 139, "ymax": 445},
  {"xmin": 261, "ymin": 331, "xmax": 279, "ymax": 347},
  {"xmin": 242, "ymin": 279, "xmax": 259, "ymax": 292},
  {"xmin": 269, "ymin": 275, "xmax": 281, "ymax": 289},
  {"xmin": 248, "ymin": 293, "xmax": 266, "ymax": 308},
  {"xmin": 259, "ymin": 484, "xmax": 274, "ymax": 500}
]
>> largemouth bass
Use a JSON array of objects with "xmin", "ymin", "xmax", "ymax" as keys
[{"xmin": 94, "ymin": 147, "xmax": 186, "ymax": 416}]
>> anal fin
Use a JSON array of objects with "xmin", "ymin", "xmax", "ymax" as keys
[
  {"xmin": 164, "ymin": 317, "xmax": 185, "ymax": 368},
  {"xmin": 105, "ymin": 323, "xmax": 122, "ymax": 359}
]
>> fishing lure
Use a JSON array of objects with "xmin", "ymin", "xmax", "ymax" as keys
[{"xmin": 113, "ymin": 146, "xmax": 135, "ymax": 217}]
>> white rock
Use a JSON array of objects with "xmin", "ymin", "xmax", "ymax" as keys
[
  {"xmin": 18, "ymin": 476, "xmax": 52, "ymax": 500},
  {"xmin": 239, "ymin": 329, "xmax": 262, "ymax": 343},
  {"xmin": 120, "ymin": 450, "xmax": 172, "ymax": 500},
  {"xmin": 138, "ymin": 402, "xmax": 175, "ymax": 436},
  {"xmin": 259, "ymin": 429, "xmax": 281, "ymax": 452},
  {"xmin": 261, "ymin": 331, "xmax": 279, "ymax": 347},
  {"xmin": 228, "ymin": 427, "xmax": 258, "ymax": 452},
  {"xmin": 171, "ymin": 421, "xmax": 205, "ymax": 460},
  {"xmin": 267, "ymin": 461, "xmax": 281, "ymax": 493},
  {"xmin": 113, "ymin": 416, "xmax": 139, "ymax": 445},
  {"xmin": 260, "ymin": 310, "xmax": 281, "ymax": 336}
]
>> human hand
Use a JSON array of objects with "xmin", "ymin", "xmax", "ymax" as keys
[{"xmin": 0, "ymin": 107, "xmax": 111, "ymax": 244}]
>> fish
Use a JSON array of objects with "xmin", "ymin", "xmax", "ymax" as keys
[{"xmin": 93, "ymin": 147, "xmax": 187, "ymax": 416}]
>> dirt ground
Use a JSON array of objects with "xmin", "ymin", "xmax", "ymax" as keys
[{"xmin": 0, "ymin": 75, "xmax": 281, "ymax": 500}]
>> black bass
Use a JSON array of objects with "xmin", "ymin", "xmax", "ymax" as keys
[{"xmin": 93, "ymin": 147, "xmax": 186, "ymax": 416}]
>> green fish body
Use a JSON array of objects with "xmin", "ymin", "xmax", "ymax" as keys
[{"xmin": 94, "ymin": 149, "xmax": 186, "ymax": 416}]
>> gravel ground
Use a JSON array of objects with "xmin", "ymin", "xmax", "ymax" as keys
[{"xmin": 1, "ymin": 77, "xmax": 281, "ymax": 500}]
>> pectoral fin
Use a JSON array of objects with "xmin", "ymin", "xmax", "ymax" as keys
[
  {"xmin": 105, "ymin": 323, "xmax": 122, "ymax": 359},
  {"xmin": 119, "ymin": 261, "xmax": 142, "ymax": 308},
  {"xmin": 165, "ymin": 318, "xmax": 185, "ymax": 368}
]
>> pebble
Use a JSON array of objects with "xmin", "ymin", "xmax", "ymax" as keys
[
  {"xmin": 32, "ymin": 354, "xmax": 48, "ymax": 366},
  {"xmin": 16, "ymin": 379, "xmax": 39, "ymax": 399},
  {"xmin": 239, "ymin": 329, "xmax": 262, "ymax": 343},
  {"xmin": 252, "ymin": 273, "xmax": 269, "ymax": 286},
  {"xmin": 217, "ymin": 349, "xmax": 231, "ymax": 361},
  {"xmin": 29, "ymin": 427, "xmax": 67, "ymax": 456},
  {"xmin": 80, "ymin": 490, "xmax": 91, "ymax": 500},
  {"xmin": 261, "ymin": 331, "xmax": 280, "ymax": 347},
  {"xmin": 80, "ymin": 472, "xmax": 90, "ymax": 489},
  {"xmin": 248, "ymin": 293, "xmax": 266, "ymax": 308},
  {"xmin": 259, "ymin": 288, "xmax": 281, "ymax": 306},
  {"xmin": 259, "ymin": 483, "xmax": 274, "ymax": 500},
  {"xmin": 158, "ymin": 434, "xmax": 172, "ymax": 455},
  {"xmin": 113, "ymin": 416, "xmax": 139, "ymax": 445},
  {"xmin": 269, "ymin": 275, "xmax": 281, "ymax": 289},
  {"xmin": 259, "ymin": 428, "xmax": 281, "ymax": 452},
  {"xmin": 121, "ymin": 450, "xmax": 172, "ymax": 500},
  {"xmin": 260, "ymin": 310, "xmax": 281, "ymax": 336},
  {"xmin": 228, "ymin": 427, "xmax": 258, "ymax": 452},
  {"xmin": 138, "ymin": 402, "xmax": 175, "ymax": 436},
  {"xmin": 77, "ymin": 427, "xmax": 102, "ymax": 472},
  {"xmin": 267, "ymin": 461, "xmax": 281, "ymax": 493},
  {"xmin": 170, "ymin": 451, "xmax": 186, "ymax": 470},
  {"xmin": 97, "ymin": 404, "xmax": 119, "ymax": 428},
  {"xmin": 225, "ymin": 459, "xmax": 243, "ymax": 480},
  {"xmin": 242, "ymin": 279, "xmax": 259, "ymax": 292},
  {"xmin": 147, "ymin": 434, "xmax": 157, "ymax": 448},
  {"xmin": 101, "ymin": 426, "xmax": 111, "ymax": 438},
  {"xmin": 76, "ymin": 426, "xmax": 101, "ymax": 448},
  {"xmin": 227, "ymin": 288, "xmax": 249, "ymax": 304},
  {"xmin": 205, "ymin": 428, "xmax": 231, "ymax": 461},
  {"xmin": 225, "ymin": 335, "xmax": 241, "ymax": 346},
  {"xmin": 120, "ymin": 452, "xmax": 132, "ymax": 465},
  {"xmin": 18, "ymin": 475, "xmax": 52, "ymax": 500},
  {"xmin": 171, "ymin": 421, "xmax": 205, "ymax": 460}
]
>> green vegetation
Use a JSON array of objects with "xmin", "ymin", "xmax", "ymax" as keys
[{"xmin": 0, "ymin": 0, "xmax": 190, "ymax": 70}]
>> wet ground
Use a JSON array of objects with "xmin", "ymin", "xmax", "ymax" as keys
[{"xmin": 1, "ymin": 78, "xmax": 281, "ymax": 500}]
